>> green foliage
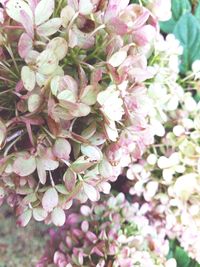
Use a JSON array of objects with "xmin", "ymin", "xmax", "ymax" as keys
[
  {"xmin": 173, "ymin": 13, "xmax": 200, "ymax": 73},
  {"xmin": 160, "ymin": 0, "xmax": 191, "ymax": 33},
  {"xmin": 168, "ymin": 240, "xmax": 200, "ymax": 267},
  {"xmin": 195, "ymin": 1, "xmax": 200, "ymax": 23},
  {"xmin": 159, "ymin": 0, "xmax": 200, "ymax": 74}
]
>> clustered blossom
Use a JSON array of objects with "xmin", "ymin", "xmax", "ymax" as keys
[
  {"xmin": 146, "ymin": 33, "xmax": 184, "ymax": 138},
  {"xmin": 37, "ymin": 193, "xmax": 176, "ymax": 267},
  {"xmin": 0, "ymin": 0, "xmax": 161, "ymax": 226},
  {"xmin": 127, "ymin": 57, "xmax": 200, "ymax": 262}
]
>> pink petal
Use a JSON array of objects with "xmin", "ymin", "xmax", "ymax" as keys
[
  {"xmin": 20, "ymin": 10, "xmax": 34, "ymax": 38},
  {"xmin": 18, "ymin": 33, "xmax": 33, "ymax": 59}
]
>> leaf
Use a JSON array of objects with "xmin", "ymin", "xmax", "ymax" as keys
[
  {"xmin": 174, "ymin": 246, "xmax": 190, "ymax": 267},
  {"xmin": 33, "ymin": 207, "xmax": 48, "ymax": 221},
  {"xmin": 195, "ymin": 1, "xmax": 200, "ymax": 24},
  {"xmin": 51, "ymin": 207, "xmax": 66, "ymax": 226},
  {"xmin": 160, "ymin": 0, "xmax": 191, "ymax": 33},
  {"xmin": 173, "ymin": 13, "xmax": 200, "ymax": 74},
  {"xmin": 35, "ymin": 0, "xmax": 55, "ymax": 26},
  {"xmin": 53, "ymin": 138, "xmax": 71, "ymax": 160},
  {"xmin": 13, "ymin": 155, "xmax": 36, "ymax": 177},
  {"xmin": 21, "ymin": 66, "xmax": 36, "ymax": 91},
  {"xmin": 63, "ymin": 168, "xmax": 76, "ymax": 192},
  {"xmin": 42, "ymin": 187, "xmax": 58, "ymax": 212},
  {"xmin": 17, "ymin": 209, "xmax": 32, "ymax": 227}
]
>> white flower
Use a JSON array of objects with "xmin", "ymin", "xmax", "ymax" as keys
[
  {"xmin": 165, "ymin": 258, "xmax": 177, "ymax": 267},
  {"xmin": 192, "ymin": 60, "xmax": 200, "ymax": 80},
  {"xmin": 97, "ymin": 85, "xmax": 124, "ymax": 122},
  {"xmin": 173, "ymin": 125, "xmax": 185, "ymax": 137},
  {"xmin": 174, "ymin": 173, "xmax": 198, "ymax": 200},
  {"xmin": 147, "ymin": 0, "xmax": 171, "ymax": 21}
]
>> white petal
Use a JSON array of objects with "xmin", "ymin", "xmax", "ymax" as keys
[
  {"xmin": 6, "ymin": 0, "xmax": 33, "ymax": 23},
  {"xmin": 42, "ymin": 187, "xmax": 58, "ymax": 212},
  {"xmin": 36, "ymin": 50, "xmax": 58, "ymax": 75},
  {"xmin": 47, "ymin": 37, "xmax": 68, "ymax": 60},
  {"xmin": 105, "ymin": 121, "xmax": 118, "ymax": 141},
  {"xmin": 157, "ymin": 156, "xmax": 171, "ymax": 169},
  {"xmin": 83, "ymin": 183, "xmax": 98, "ymax": 201},
  {"xmin": 61, "ymin": 5, "xmax": 75, "ymax": 27},
  {"xmin": 81, "ymin": 145, "xmax": 103, "ymax": 161},
  {"xmin": 79, "ymin": 0, "xmax": 93, "ymax": 15},
  {"xmin": 35, "ymin": 0, "xmax": 54, "ymax": 26},
  {"xmin": 37, "ymin": 18, "xmax": 62, "ymax": 36},
  {"xmin": 51, "ymin": 207, "xmax": 66, "ymax": 226},
  {"xmin": 21, "ymin": 66, "xmax": 36, "ymax": 91},
  {"xmin": 108, "ymin": 50, "xmax": 127, "ymax": 67}
]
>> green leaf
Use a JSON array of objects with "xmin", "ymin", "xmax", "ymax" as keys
[
  {"xmin": 167, "ymin": 241, "xmax": 200, "ymax": 267},
  {"xmin": 174, "ymin": 246, "xmax": 190, "ymax": 267},
  {"xmin": 173, "ymin": 13, "xmax": 200, "ymax": 74},
  {"xmin": 195, "ymin": 1, "xmax": 200, "ymax": 24},
  {"xmin": 160, "ymin": 0, "xmax": 191, "ymax": 33}
]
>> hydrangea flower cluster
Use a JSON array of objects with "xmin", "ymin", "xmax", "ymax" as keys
[
  {"xmin": 0, "ymin": 0, "xmax": 161, "ymax": 226},
  {"xmin": 127, "ymin": 62, "xmax": 200, "ymax": 262},
  {"xmin": 37, "ymin": 193, "xmax": 176, "ymax": 267}
]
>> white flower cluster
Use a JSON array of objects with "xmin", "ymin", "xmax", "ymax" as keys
[{"xmin": 127, "ymin": 66, "xmax": 200, "ymax": 262}]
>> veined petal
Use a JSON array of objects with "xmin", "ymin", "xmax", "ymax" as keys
[
  {"xmin": 81, "ymin": 145, "xmax": 103, "ymax": 161},
  {"xmin": 83, "ymin": 182, "xmax": 99, "ymax": 201},
  {"xmin": 37, "ymin": 18, "xmax": 62, "ymax": 36},
  {"xmin": 18, "ymin": 33, "xmax": 33, "ymax": 59},
  {"xmin": 79, "ymin": 0, "xmax": 93, "ymax": 15},
  {"xmin": 21, "ymin": 66, "xmax": 36, "ymax": 91},
  {"xmin": 47, "ymin": 37, "xmax": 68, "ymax": 60},
  {"xmin": 108, "ymin": 50, "xmax": 127, "ymax": 67},
  {"xmin": 42, "ymin": 187, "xmax": 58, "ymax": 212},
  {"xmin": 105, "ymin": 121, "xmax": 118, "ymax": 141},
  {"xmin": 36, "ymin": 50, "xmax": 58, "ymax": 75},
  {"xmin": 51, "ymin": 207, "xmax": 66, "ymax": 226},
  {"xmin": 35, "ymin": 0, "xmax": 54, "ymax": 26},
  {"xmin": 57, "ymin": 90, "xmax": 76, "ymax": 103},
  {"xmin": 6, "ymin": 0, "xmax": 33, "ymax": 23},
  {"xmin": 20, "ymin": 10, "xmax": 34, "ymax": 38}
]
